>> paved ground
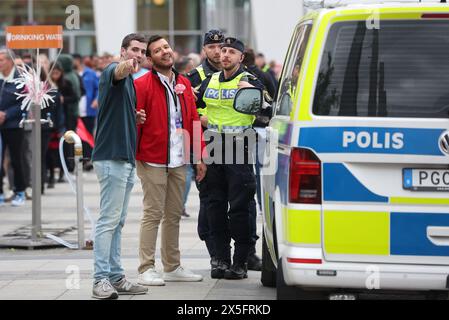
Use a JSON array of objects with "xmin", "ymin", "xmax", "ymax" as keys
[{"xmin": 0, "ymin": 169, "xmax": 275, "ymax": 300}]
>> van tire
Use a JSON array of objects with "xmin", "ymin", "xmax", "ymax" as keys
[
  {"xmin": 276, "ymin": 258, "xmax": 329, "ymax": 300},
  {"xmin": 261, "ymin": 230, "xmax": 276, "ymax": 287}
]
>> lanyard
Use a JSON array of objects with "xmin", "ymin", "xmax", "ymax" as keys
[{"xmin": 162, "ymin": 80, "xmax": 178, "ymax": 112}]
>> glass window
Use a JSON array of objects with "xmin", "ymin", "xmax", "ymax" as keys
[
  {"xmin": 174, "ymin": 35, "xmax": 201, "ymax": 55},
  {"xmin": 313, "ymin": 20, "xmax": 449, "ymax": 118},
  {"xmin": 137, "ymin": 0, "xmax": 169, "ymax": 31},
  {"xmin": 174, "ymin": 0, "xmax": 200, "ymax": 30},
  {"xmin": 0, "ymin": 0, "xmax": 28, "ymax": 30},
  {"xmin": 75, "ymin": 36, "xmax": 96, "ymax": 56},
  {"xmin": 276, "ymin": 23, "xmax": 311, "ymax": 117},
  {"xmin": 62, "ymin": 36, "xmax": 70, "ymax": 53},
  {"xmin": 0, "ymin": 0, "xmax": 95, "ymax": 31},
  {"xmin": 32, "ymin": 0, "xmax": 95, "ymax": 31}
]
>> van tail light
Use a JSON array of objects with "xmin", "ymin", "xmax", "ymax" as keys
[
  {"xmin": 421, "ymin": 13, "xmax": 449, "ymax": 19},
  {"xmin": 289, "ymin": 148, "xmax": 322, "ymax": 204}
]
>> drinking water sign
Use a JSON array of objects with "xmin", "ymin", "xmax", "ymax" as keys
[{"xmin": 5, "ymin": 25, "xmax": 63, "ymax": 49}]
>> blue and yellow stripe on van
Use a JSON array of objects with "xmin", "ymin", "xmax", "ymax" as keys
[
  {"xmin": 322, "ymin": 163, "xmax": 449, "ymax": 205},
  {"xmin": 283, "ymin": 209, "xmax": 321, "ymax": 245},
  {"xmin": 298, "ymin": 127, "xmax": 447, "ymax": 157},
  {"xmin": 282, "ymin": 207, "xmax": 449, "ymax": 256}
]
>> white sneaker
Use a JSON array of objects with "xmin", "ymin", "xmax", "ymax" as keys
[
  {"xmin": 163, "ymin": 266, "xmax": 203, "ymax": 282},
  {"xmin": 11, "ymin": 192, "xmax": 26, "ymax": 207},
  {"xmin": 138, "ymin": 267, "xmax": 165, "ymax": 286}
]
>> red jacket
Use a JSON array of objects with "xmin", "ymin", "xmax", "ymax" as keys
[{"xmin": 134, "ymin": 69, "xmax": 205, "ymax": 165}]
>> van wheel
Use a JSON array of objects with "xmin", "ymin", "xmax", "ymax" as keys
[
  {"xmin": 276, "ymin": 258, "xmax": 329, "ymax": 300},
  {"xmin": 261, "ymin": 230, "xmax": 276, "ymax": 287}
]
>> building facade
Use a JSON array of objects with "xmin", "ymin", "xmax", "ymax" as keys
[{"xmin": 0, "ymin": 0, "xmax": 302, "ymax": 64}]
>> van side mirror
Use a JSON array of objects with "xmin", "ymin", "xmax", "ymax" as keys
[{"xmin": 233, "ymin": 87, "xmax": 263, "ymax": 115}]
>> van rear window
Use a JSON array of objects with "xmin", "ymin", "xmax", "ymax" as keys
[{"xmin": 313, "ymin": 20, "xmax": 449, "ymax": 118}]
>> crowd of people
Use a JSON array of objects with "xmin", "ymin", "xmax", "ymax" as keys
[
  {"xmin": 0, "ymin": 46, "xmax": 279, "ymax": 207},
  {"xmin": 0, "ymin": 30, "xmax": 281, "ymax": 299}
]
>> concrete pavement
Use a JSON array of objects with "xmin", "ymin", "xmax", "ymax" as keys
[{"xmin": 0, "ymin": 169, "xmax": 275, "ymax": 300}]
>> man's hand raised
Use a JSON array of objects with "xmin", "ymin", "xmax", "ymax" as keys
[{"xmin": 114, "ymin": 58, "xmax": 139, "ymax": 81}]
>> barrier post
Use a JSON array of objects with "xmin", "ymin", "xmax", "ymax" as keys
[{"xmin": 63, "ymin": 131, "xmax": 85, "ymax": 249}]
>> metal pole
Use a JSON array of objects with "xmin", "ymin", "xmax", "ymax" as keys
[
  {"xmin": 63, "ymin": 131, "xmax": 85, "ymax": 249},
  {"xmin": 27, "ymin": 0, "xmax": 34, "ymax": 24},
  {"xmin": 169, "ymin": 0, "xmax": 175, "ymax": 47},
  {"xmin": 75, "ymin": 146, "xmax": 85, "ymax": 249},
  {"xmin": 31, "ymin": 101, "xmax": 41, "ymax": 241}
]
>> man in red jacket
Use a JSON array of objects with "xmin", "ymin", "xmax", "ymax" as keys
[{"xmin": 134, "ymin": 35, "xmax": 207, "ymax": 286}]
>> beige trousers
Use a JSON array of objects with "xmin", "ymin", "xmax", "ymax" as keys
[{"xmin": 136, "ymin": 161, "xmax": 186, "ymax": 273}]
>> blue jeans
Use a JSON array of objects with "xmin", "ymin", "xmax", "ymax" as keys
[{"xmin": 93, "ymin": 160, "xmax": 135, "ymax": 283}]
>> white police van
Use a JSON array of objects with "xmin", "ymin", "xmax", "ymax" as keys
[{"xmin": 235, "ymin": 0, "xmax": 449, "ymax": 299}]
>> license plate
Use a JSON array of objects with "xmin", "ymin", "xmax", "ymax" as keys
[{"xmin": 403, "ymin": 168, "xmax": 449, "ymax": 191}]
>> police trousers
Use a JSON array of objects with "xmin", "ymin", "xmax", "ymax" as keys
[{"xmin": 207, "ymin": 163, "xmax": 256, "ymax": 265}]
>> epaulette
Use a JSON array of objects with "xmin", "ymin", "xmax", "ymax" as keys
[
  {"xmin": 244, "ymin": 71, "xmax": 258, "ymax": 81},
  {"xmin": 186, "ymin": 68, "xmax": 199, "ymax": 78}
]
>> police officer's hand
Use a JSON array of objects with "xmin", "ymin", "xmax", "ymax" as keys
[
  {"xmin": 200, "ymin": 115, "xmax": 208, "ymax": 128},
  {"xmin": 238, "ymin": 81, "xmax": 254, "ymax": 89},
  {"xmin": 191, "ymin": 87, "xmax": 199, "ymax": 101},
  {"xmin": 0, "ymin": 111, "xmax": 6, "ymax": 125},
  {"xmin": 196, "ymin": 161, "xmax": 207, "ymax": 182}
]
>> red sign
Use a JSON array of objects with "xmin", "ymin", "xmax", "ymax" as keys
[{"xmin": 5, "ymin": 25, "xmax": 63, "ymax": 49}]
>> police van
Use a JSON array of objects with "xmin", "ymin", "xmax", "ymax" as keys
[{"xmin": 234, "ymin": 0, "xmax": 449, "ymax": 299}]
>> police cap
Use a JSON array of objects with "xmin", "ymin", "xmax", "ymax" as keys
[
  {"xmin": 221, "ymin": 37, "xmax": 245, "ymax": 53},
  {"xmin": 203, "ymin": 29, "xmax": 225, "ymax": 46}
]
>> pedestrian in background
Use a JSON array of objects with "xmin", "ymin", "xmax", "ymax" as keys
[
  {"xmin": 73, "ymin": 53, "xmax": 99, "ymax": 171},
  {"xmin": 47, "ymin": 62, "xmax": 77, "ymax": 185},
  {"xmin": 0, "ymin": 49, "xmax": 26, "ymax": 206}
]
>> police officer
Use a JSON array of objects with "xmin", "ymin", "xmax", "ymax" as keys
[
  {"xmin": 187, "ymin": 29, "xmax": 225, "ymax": 269},
  {"xmin": 188, "ymin": 29, "xmax": 224, "ymax": 122},
  {"xmin": 197, "ymin": 37, "xmax": 264, "ymax": 280},
  {"xmin": 188, "ymin": 29, "xmax": 223, "ymax": 89}
]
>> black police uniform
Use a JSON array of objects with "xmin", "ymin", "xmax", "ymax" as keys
[
  {"xmin": 186, "ymin": 29, "xmax": 224, "ymax": 269},
  {"xmin": 187, "ymin": 58, "xmax": 220, "ymax": 90},
  {"xmin": 197, "ymin": 56, "xmax": 265, "ymax": 278}
]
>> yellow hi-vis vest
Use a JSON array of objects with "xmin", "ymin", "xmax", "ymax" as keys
[
  {"xmin": 196, "ymin": 65, "xmax": 207, "ymax": 83},
  {"xmin": 203, "ymin": 71, "xmax": 255, "ymax": 134},
  {"xmin": 195, "ymin": 65, "xmax": 208, "ymax": 117},
  {"xmin": 262, "ymin": 64, "xmax": 270, "ymax": 73}
]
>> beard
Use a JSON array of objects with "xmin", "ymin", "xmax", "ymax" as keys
[
  {"xmin": 208, "ymin": 55, "xmax": 221, "ymax": 65},
  {"xmin": 152, "ymin": 55, "xmax": 174, "ymax": 71},
  {"xmin": 222, "ymin": 60, "xmax": 239, "ymax": 71}
]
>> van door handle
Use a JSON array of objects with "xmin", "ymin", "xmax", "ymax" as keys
[
  {"xmin": 265, "ymin": 127, "xmax": 272, "ymax": 143},
  {"xmin": 427, "ymin": 227, "xmax": 449, "ymax": 246},
  {"xmin": 277, "ymin": 145, "xmax": 287, "ymax": 152}
]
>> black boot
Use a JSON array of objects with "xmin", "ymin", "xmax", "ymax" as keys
[
  {"xmin": 47, "ymin": 175, "xmax": 55, "ymax": 189},
  {"xmin": 224, "ymin": 263, "xmax": 248, "ymax": 280},
  {"xmin": 210, "ymin": 257, "xmax": 219, "ymax": 269},
  {"xmin": 247, "ymin": 253, "xmax": 262, "ymax": 271},
  {"xmin": 211, "ymin": 260, "xmax": 230, "ymax": 279}
]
